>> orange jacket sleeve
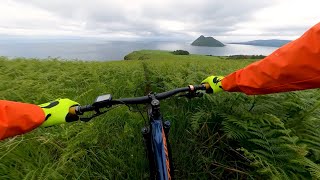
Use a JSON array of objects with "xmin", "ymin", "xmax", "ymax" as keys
[
  {"xmin": 0, "ymin": 100, "xmax": 45, "ymax": 140},
  {"xmin": 222, "ymin": 22, "xmax": 320, "ymax": 95}
]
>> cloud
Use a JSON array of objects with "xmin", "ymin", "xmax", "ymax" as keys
[{"xmin": 1, "ymin": 0, "xmax": 319, "ymax": 40}]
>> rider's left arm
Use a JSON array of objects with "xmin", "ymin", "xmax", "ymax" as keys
[{"xmin": 0, "ymin": 100, "xmax": 45, "ymax": 140}]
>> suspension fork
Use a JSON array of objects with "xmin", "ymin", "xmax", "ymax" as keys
[{"xmin": 142, "ymin": 125, "xmax": 156, "ymax": 178}]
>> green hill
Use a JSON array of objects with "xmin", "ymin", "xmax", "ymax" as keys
[
  {"xmin": 191, "ymin": 35, "xmax": 225, "ymax": 47},
  {"xmin": 0, "ymin": 51, "xmax": 319, "ymax": 179}
]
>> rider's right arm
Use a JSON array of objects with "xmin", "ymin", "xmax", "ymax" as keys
[
  {"xmin": 222, "ymin": 22, "xmax": 320, "ymax": 95},
  {"xmin": 0, "ymin": 100, "xmax": 45, "ymax": 140}
]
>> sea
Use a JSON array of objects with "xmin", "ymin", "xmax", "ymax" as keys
[{"xmin": 0, "ymin": 40, "xmax": 278, "ymax": 61}]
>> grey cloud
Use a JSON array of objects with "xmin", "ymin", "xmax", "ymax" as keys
[
  {"xmin": 260, "ymin": 25, "xmax": 312, "ymax": 36},
  {"xmin": 12, "ymin": 0, "xmax": 278, "ymax": 39}
]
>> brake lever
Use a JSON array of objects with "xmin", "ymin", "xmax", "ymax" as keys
[
  {"xmin": 80, "ymin": 117, "xmax": 93, "ymax": 122},
  {"xmin": 196, "ymin": 92, "xmax": 204, "ymax": 97},
  {"xmin": 179, "ymin": 92, "xmax": 204, "ymax": 99},
  {"xmin": 79, "ymin": 109, "xmax": 105, "ymax": 122}
]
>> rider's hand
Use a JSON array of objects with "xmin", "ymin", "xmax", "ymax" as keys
[
  {"xmin": 201, "ymin": 76, "xmax": 224, "ymax": 93},
  {"xmin": 38, "ymin": 98, "xmax": 79, "ymax": 127}
]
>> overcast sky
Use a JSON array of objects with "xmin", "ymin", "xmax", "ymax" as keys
[{"xmin": 0, "ymin": 0, "xmax": 319, "ymax": 42}]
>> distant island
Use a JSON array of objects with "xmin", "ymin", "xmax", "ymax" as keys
[
  {"xmin": 230, "ymin": 39, "xmax": 291, "ymax": 47},
  {"xmin": 191, "ymin": 35, "xmax": 225, "ymax": 47}
]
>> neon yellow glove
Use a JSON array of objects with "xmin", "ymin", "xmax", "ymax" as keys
[
  {"xmin": 201, "ymin": 76, "xmax": 224, "ymax": 93},
  {"xmin": 38, "ymin": 98, "xmax": 79, "ymax": 127}
]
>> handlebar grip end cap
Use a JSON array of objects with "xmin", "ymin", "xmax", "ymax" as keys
[
  {"xmin": 204, "ymin": 83, "xmax": 210, "ymax": 90},
  {"xmin": 69, "ymin": 106, "xmax": 76, "ymax": 115}
]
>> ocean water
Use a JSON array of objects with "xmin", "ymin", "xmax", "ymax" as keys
[{"xmin": 0, "ymin": 40, "xmax": 278, "ymax": 61}]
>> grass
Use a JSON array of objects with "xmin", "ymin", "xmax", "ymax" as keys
[{"xmin": 0, "ymin": 50, "xmax": 319, "ymax": 179}]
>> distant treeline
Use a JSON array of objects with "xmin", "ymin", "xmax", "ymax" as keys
[{"xmin": 225, "ymin": 55, "xmax": 266, "ymax": 59}]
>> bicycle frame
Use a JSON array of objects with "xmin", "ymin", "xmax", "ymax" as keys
[
  {"xmin": 141, "ymin": 96, "xmax": 173, "ymax": 179},
  {"xmin": 70, "ymin": 84, "xmax": 209, "ymax": 180}
]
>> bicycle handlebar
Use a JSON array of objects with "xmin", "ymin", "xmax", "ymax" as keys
[{"xmin": 69, "ymin": 84, "xmax": 210, "ymax": 116}]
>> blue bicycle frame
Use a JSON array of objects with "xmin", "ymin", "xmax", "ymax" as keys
[
  {"xmin": 152, "ymin": 119, "xmax": 171, "ymax": 179},
  {"xmin": 141, "ymin": 97, "xmax": 173, "ymax": 180},
  {"xmin": 73, "ymin": 85, "xmax": 208, "ymax": 179}
]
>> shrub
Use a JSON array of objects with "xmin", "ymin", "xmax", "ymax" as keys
[
  {"xmin": 123, "ymin": 55, "xmax": 130, "ymax": 60},
  {"xmin": 172, "ymin": 50, "xmax": 190, "ymax": 55}
]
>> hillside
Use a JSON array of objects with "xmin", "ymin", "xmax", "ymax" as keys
[
  {"xmin": 0, "ymin": 51, "xmax": 320, "ymax": 179},
  {"xmin": 191, "ymin": 35, "xmax": 225, "ymax": 47},
  {"xmin": 230, "ymin": 39, "xmax": 291, "ymax": 47}
]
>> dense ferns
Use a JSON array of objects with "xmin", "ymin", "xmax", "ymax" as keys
[{"xmin": 190, "ymin": 90, "xmax": 320, "ymax": 179}]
